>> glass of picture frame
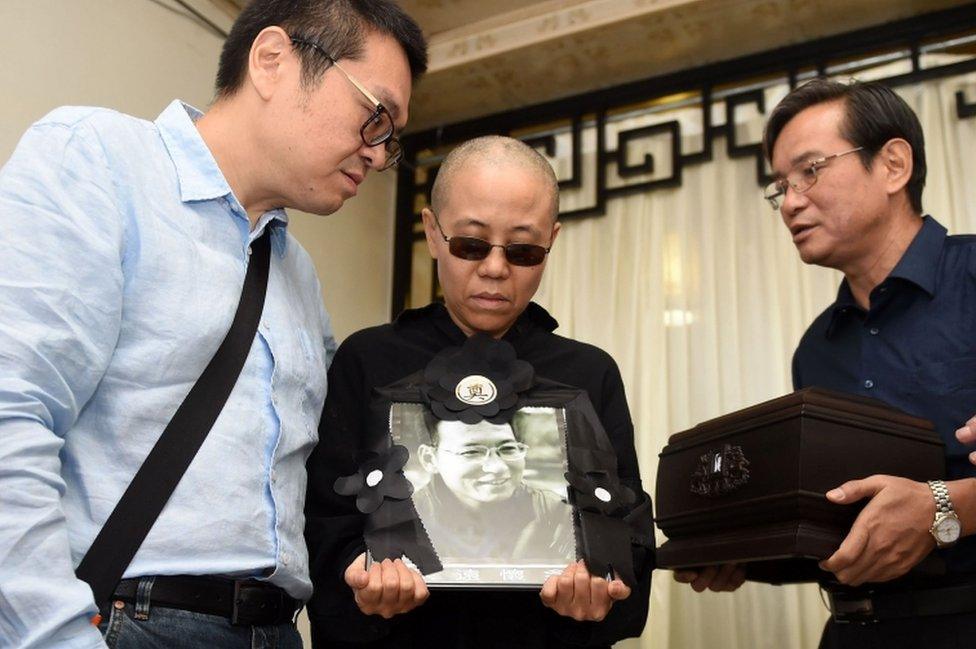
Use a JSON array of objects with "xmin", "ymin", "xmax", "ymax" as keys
[{"xmin": 388, "ymin": 403, "xmax": 576, "ymax": 588}]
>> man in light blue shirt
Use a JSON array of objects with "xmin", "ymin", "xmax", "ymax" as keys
[{"xmin": 0, "ymin": 1, "xmax": 426, "ymax": 647}]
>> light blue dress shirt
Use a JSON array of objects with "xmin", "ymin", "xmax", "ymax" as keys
[{"xmin": 0, "ymin": 100, "xmax": 336, "ymax": 648}]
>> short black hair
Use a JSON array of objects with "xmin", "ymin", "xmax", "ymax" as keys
[
  {"xmin": 216, "ymin": 0, "xmax": 427, "ymax": 97},
  {"xmin": 423, "ymin": 408, "xmax": 443, "ymax": 446},
  {"xmin": 421, "ymin": 409, "xmax": 521, "ymax": 447},
  {"xmin": 763, "ymin": 79, "xmax": 926, "ymax": 213}
]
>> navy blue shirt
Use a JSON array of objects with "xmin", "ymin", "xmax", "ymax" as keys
[{"xmin": 792, "ymin": 215, "xmax": 976, "ymax": 575}]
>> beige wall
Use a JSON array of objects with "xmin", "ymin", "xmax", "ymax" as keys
[
  {"xmin": 0, "ymin": 0, "xmax": 396, "ymax": 341},
  {"xmin": 288, "ymin": 173, "xmax": 397, "ymax": 341},
  {"xmin": 0, "ymin": 0, "xmax": 222, "ymax": 157}
]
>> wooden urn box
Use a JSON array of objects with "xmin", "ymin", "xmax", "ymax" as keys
[{"xmin": 655, "ymin": 388, "xmax": 944, "ymax": 583}]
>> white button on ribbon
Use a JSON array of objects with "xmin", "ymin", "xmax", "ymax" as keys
[{"xmin": 366, "ymin": 469, "xmax": 384, "ymax": 487}]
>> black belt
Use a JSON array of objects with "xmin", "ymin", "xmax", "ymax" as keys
[
  {"xmin": 824, "ymin": 582, "xmax": 976, "ymax": 624},
  {"xmin": 111, "ymin": 575, "xmax": 301, "ymax": 626}
]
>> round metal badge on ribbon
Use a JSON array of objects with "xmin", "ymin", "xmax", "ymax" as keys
[{"xmin": 454, "ymin": 375, "xmax": 497, "ymax": 405}]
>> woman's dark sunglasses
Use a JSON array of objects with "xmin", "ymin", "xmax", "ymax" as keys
[{"xmin": 431, "ymin": 210, "xmax": 552, "ymax": 267}]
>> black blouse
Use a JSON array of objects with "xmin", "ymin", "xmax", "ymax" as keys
[{"xmin": 304, "ymin": 302, "xmax": 654, "ymax": 648}]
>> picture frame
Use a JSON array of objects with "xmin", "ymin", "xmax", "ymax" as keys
[{"xmin": 336, "ymin": 335, "xmax": 642, "ymax": 591}]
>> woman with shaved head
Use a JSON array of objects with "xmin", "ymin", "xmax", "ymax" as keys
[{"xmin": 305, "ymin": 136, "xmax": 653, "ymax": 648}]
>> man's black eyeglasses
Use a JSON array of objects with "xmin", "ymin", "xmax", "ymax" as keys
[
  {"xmin": 430, "ymin": 210, "xmax": 553, "ymax": 267},
  {"xmin": 289, "ymin": 35, "xmax": 402, "ymax": 171}
]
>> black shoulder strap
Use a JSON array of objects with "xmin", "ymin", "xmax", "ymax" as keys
[{"xmin": 76, "ymin": 228, "xmax": 273, "ymax": 608}]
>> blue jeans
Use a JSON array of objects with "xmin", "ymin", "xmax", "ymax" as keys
[{"xmin": 98, "ymin": 578, "xmax": 303, "ymax": 649}]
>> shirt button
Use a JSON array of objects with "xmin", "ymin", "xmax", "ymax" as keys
[
  {"xmin": 864, "ymin": 379, "xmax": 875, "ymax": 389},
  {"xmin": 869, "ymin": 327, "xmax": 879, "ymax": 335},
  {"xmin": 281, "ymin": 553, "xmax": 289, "ymax": 566},
  {"xmin": 247, "ymin": 246, "xmax": 253, "ymax": 256}
]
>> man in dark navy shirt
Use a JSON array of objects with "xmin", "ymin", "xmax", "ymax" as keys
[{"xmin": 678, "ymin": 79, "xmax": 976, "ymax": 647}]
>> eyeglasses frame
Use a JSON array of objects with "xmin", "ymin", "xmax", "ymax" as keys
[
  {"xmin": 439, "ymin": 441, "xmax": 530, "ymax": 463},
  {"xmin": 764, "ymin": 146, "xmax": 865, "ymax": 210},
  {"xmin": 288, "ymin": 35, "xmax": 402, "ymax": 171}
]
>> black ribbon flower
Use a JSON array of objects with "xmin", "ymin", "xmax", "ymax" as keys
[
  {"xmin": 422, "ymin": 333, "xmax": 534, "ymax": 424},
  {"xmin": 565, "ymin": 469, "xmax": 636, "ymax": 517},
  {"xmin": 334, "ymin": 444, "xmax": 413, "ymax": 514}
]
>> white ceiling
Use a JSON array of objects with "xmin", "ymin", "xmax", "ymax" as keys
[{"xmin": 220, "ymin": 0, "xmax": 976, "ymax": 132}]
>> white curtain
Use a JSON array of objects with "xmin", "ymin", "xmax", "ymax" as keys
[{"xmin": 533, "ymin": 64, "xmax": 976, "ymax": 649}]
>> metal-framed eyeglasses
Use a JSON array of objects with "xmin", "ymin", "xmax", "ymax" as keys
[
  {"xmin": 289, "ymin": 35, "xmax": 402, "ymax": 171},
  {"xmin": 430, "ymin": 210, "xmax": 553, "ymax": 267},
  {"xmin": 441, "ymin": 442, "xmax": 530, "ymax": 463},
  {"xmin": 763, "ymin": 146, "xmax": 864, "ymax": 210}
]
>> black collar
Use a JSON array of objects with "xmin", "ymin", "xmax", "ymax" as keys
[{"xmin": 393, "ymin": 302, "xmax": 559, "ymax": 342}]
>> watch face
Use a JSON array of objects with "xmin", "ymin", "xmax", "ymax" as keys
[{"xmin": 935, "ymin": 516, "xmax": 962, "ymax": 544}]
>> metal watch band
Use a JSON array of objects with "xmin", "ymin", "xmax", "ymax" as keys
[{"xmin": 928, "ymin": 479, "xmax": 955, "ymax": 514}]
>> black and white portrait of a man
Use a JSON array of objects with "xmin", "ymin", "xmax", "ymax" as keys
[{"xmin": 391, "ymin": 404, "xmax": 576, "ymax": 586}]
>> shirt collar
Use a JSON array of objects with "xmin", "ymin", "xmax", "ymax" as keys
[
  {"xmin": 395, "ymin": 301, "xmax": 560, "ymax": 342},
  {"xmin": 887, "ymin": 214, "xmax": 945, "ymax": 297},
  {"xmin": 825, "ymin": 281, "xmax": 860, "ymax": 338},
  {"xmin": 825, "ymin": 215, "xmax": 945, "ymax": 337},
  {"xmin": 156, "ymin": 100, "xmax": 289, "ymax": 255},
  {"xmin": 156, "ymin": 100, "xmax": 233, "ymax": 203},
  {"xmin": 509, "ymin": 302, "xmax": 559, "ymax": 337}
]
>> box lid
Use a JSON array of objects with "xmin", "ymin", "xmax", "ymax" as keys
[{"xmin": 661, "ymin": 387, "xmax": 936, "ymax": 454}]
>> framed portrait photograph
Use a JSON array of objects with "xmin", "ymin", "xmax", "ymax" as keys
[
  {"xmin": 339, "ymin": 336, "xmax": 643, "ymax": 591},
  {"xmin": 388, "ymin": 403, "xmax": 576, "ymax": 588}
]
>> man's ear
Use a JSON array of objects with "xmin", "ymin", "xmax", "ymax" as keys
[
  {"xmin": 417, "ymin": 444, "xmax": 438, "ymax": 473},
  {"xmin": 421, "ymin": 207, "xmax": 440, "ymax": 260},
  {"xmin": 248, "ymin": 26, "xmax": 292, "ymax": 101},
  {"xmin": 879, "ymin": 138, "xmax": 913, "ymax": 199}
]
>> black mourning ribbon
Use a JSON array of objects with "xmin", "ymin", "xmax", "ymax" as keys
[
  {"xmin": 334, "ymin": 444, "xmax": 443, "ymax": 575},
  {"xmin": 565, "ymin": 469, "xmax": 636, "ymax": 518},
  {"xmin": 334, "ymin": 445, "xmax": 413, "ymax": 514},
  {"xmin": 422, "ymin": 333, "xmax": 534, "ymax": 424},
  {"xmin": 566, "ymin": 434, "xmax": 641, "ymax": 587},
  {"xmin": 365, "ymin": 496, "xmax": 442, "ymax": 575}
]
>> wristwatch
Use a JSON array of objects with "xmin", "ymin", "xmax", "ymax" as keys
[{"xmin": 927, "ymin": 480, "xmax": 961, "ymax": 548}]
